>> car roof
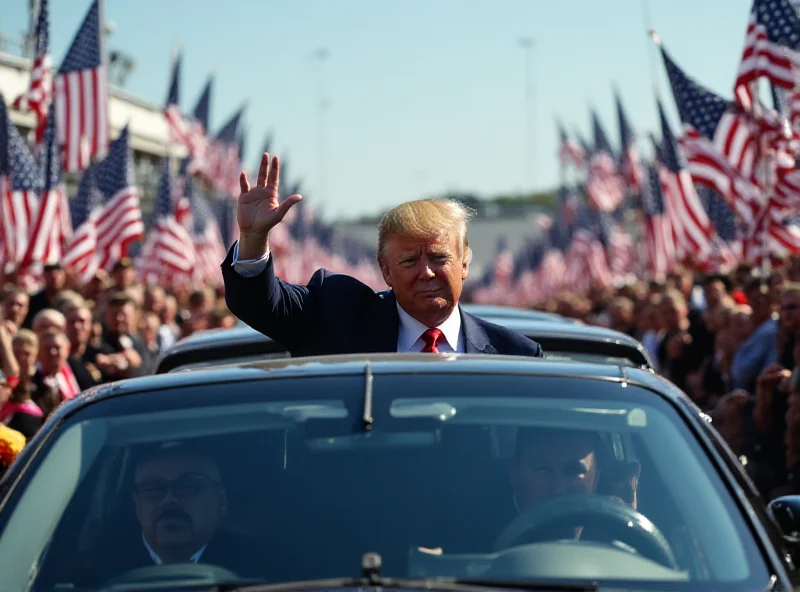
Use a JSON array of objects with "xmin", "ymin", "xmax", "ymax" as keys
[
  {"xmin": 487, "ymin": 318, "xmax": 643, "ymax": 345},
  {"xmin": 60, "ymin": 353, "xmax": 678, "ymax": 416},
  {"xmin": 460, "ymin": 304, "xmax": 578, "ymax": 323},
  {"xmin": 157, "ymin": 316, "xmax": 652, "ymax": 373}
]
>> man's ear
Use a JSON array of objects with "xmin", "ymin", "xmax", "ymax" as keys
[
  {"xmin": 462, "ymin": 248, "xmax": 472, "ymax": 281},
  {"xmin": 377, "ymin": 255, "xmax": 393, "ymax": 288}
]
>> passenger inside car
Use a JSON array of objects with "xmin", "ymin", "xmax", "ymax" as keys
[{"xmin": 73, "ymin": 442, "xmax": 263, "ymax": 586}]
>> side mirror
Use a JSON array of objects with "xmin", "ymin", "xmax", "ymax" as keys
[{"xmin": 767, "ymin": 496, "xmax": 800, "ymax": 540}]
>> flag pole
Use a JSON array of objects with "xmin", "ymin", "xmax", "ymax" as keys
[{"xmin": 640, "ymin": 0, "xmax": 661, "ymax": 101}]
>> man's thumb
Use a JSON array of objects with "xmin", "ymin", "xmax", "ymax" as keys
[{"xmin": 277, "ymin": 194, "xmax": 303, "ymax": 219}]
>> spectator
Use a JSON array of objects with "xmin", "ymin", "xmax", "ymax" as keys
[
  {"xmin": 31, "ymin": 309, "xmax": 67, "ymax": 337},
  {"xmin": 111, "ymin": 258, "xmax": 137, "ymax": 291},
  {"xmin": 32, "ymin": 329, "xmax": 87, "ymax": 417},
  {"xmin": 2, "ymin": 287, "xmax": 29, "ymax": 333},
  {"xmin": 95, "ymin": 292, "xmax": 153, "ymax": 380},
  {"xmin": 64, "ymin": 304, "xmax": 103, "ymax": 385},
  {"xmin": 23, "ymin": 263, "xmax": 67, "ymax": 328}
]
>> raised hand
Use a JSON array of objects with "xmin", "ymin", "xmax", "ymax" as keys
[{"xmin": 237, "ymin": 153, "xmax": 302, "ymax": 259}]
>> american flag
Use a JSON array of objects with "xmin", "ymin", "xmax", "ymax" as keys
[
  {"xmin": 54, "ymin": 0, "xmax": 108, "ymax": 173},
  {"xmin": 209, "ymin": 105, "xmax": 245, "ymax": 195},
  {"xmin": 12, "ymin": 0, "xmax": 51, "ymax": 145},
  {"xmin": 145, "ymin": 157, "xmax": 195, "ymax": 276},
  {"xmin": 0, "ymin": 94, "xmax": 42, "ymax": 269},
  {"xmin": 641, "ymin": 162, "xmax": 676, "ymax": 280},
  {"xmin": 93, "ymin": 126, "xmax": 143, "ymax": 269},
  {"xmin": 20, "ymin": 106, "xmax": 71, "ymax": 270},
  {"xmin": 189, "ymin": 184, "xmax": 226, "ymax": 286},
  {"xmin": 62, "ymin": 165, "xmax": 103, "ymax": 282},
  {"xmin": 660, "ymin": 45, "xmax": 763, "ymax": 223},
  {"xmin": 186, "ymin": 76, "xmax": 213, "ymax": 178},
  {"xmin": 735, "ymin": 0, "xmax": 800, "ymax": 109},
  {"xmin": 614, "ymin": 89, "xmax": 644, "ymax": 195},
  {"xmin": 697, "ymin": 186, "xmax": 740, "ymax": 271},
  {"xmin": 585, "ymin": 110, "xmax": 626, "ymax": 212},
  {"xmin": 173, "ymin": 158, "xmax": 192, "ymax": 226},
  {"xmin": 655, "ymin": 99, "xmax": 714, "ymax": 259},
  {"xmin": 164, "ymin": 50, "xmax": 191, "ymax": 148},
  {"xmin": 557, "ymin": 120, "xmax": 585, "ymax": 169}
]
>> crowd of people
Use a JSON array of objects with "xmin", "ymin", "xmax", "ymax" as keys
[
  {"xmin": 533, "ymin": 256, "xmax": 800, "ymax": 502},
  {"xmin": 0, "ymin": 258, "xmax": 237, "ymax": 452},
  {"xmin": 2, "ymin": 232, "xmax": 800, "ymax": 504}
]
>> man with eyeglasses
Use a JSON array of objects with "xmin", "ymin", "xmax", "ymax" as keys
[{"xmin": 86, "ymin": 443, "xmax": 258, "ymax": 584}]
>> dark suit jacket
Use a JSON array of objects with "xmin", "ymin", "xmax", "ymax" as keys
[
  {"xmin": 78, "ymin": 531, "xmax": 261, "ymax": 586},
  {"xmin": 221, "ymin": 246, "xmax": 543, "ymax": 358}
]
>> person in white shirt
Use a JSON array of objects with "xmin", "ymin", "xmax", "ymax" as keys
[{"xmin": 221, "ymin": 153, "xmax": 543, "ymax": 358}]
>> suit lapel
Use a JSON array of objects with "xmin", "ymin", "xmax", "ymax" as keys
[
  {"xmin": 461, "ymin": 310, "xmax": 497, "ymax": 354},
  {"xmin": 363, "ymin": 291, "xmax": 400, "ymax": 353}
]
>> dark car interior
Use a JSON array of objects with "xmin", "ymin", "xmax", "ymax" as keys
[{"xmin": 29, "ymin": 419, "xmax": 706, "ymax": 588}]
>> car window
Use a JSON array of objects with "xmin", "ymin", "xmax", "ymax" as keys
[{"xmin": 0, "ymin": 375, "xmax": 770, "ymax": 591}]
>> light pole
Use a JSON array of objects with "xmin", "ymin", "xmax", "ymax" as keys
[
  {"xmin": 313, "ymin": 48, "xmax": 330, "ymax": 212},
  {"xmin": 518, "ymin": 37, "xmax": 535, "ymax": 194}
]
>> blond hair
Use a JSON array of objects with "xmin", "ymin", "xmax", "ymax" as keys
[
  {"xmin": 377, "ymin": 198, "xmax": 474, "ymax": 262},
  {"xmin": 52, "ymin": 290, "xmax": 85, "ymax": 314},
  {"xmin": 32, "ymin": 308, "xmax": 67, "ymax": 334},
  {"xmin": 12, "ymin": 329, "xmax": 38, "ymax": 350}
]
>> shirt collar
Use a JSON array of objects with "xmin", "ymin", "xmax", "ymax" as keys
[
  {"xmin": 142, "ymin": 533, "xmax": 207, "ymax": 565},
  {"xmin": 395, "ymin": 302, "xmax": 462, "ymax": 352}
]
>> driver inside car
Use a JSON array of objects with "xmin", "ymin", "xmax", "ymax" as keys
[
  {"xmin": 507, "ymin": 426, "xmax": 641, "ymax": 542},
  {"xmin": 78, "ymin": 442, "xmax": 261, "ymax": 585}
]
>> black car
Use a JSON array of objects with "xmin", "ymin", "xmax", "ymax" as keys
[
  {"xmin": 459, "ymin": 305, "xmax": 579, "ymax": 324},
  {"xmin": 486, "ymin": 318, "xmax": 653, "ymax": 369},
  {"xmin": 159, "ymin": 316, "xmax": 648, "ymax": 374},
  {"xmin": 0, "ymin": 354, "xmax": 798, "ymax": 591}
]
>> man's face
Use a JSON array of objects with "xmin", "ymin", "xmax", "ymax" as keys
[
  {"xmin": 781, "ymin": 293, "xmax": 800, "ymax": 335},
  {"xmin": 660, "ymin": 299, "xmax": 684, "ymax": 331},
  {"xmin": 44, "ymin": 268, "xmax": 66, "ymax": 292},
  {"xmin": 379, "ymin": 233, "xmax": 469, "ymax": 326},
  {"xmin": 133, "ymin": 451, "xmax": 226, "ymax": 556},
  {"xmin": 113, "ymin": 268, "xmax": 136, "ymax": 289},
  {"xmin": 13, "ymin": 343, "xmax": 36, "ymax": 375},
  {"xmin": 704, "ymin": 281, "xmax": 725, "ymax": 309},
  {"xmin": 66, "ymin": 308, "xmax": 92, "ymax": 349},
  {"xmin": 747, "ymin": 289, "xmax": 773, "ymax": 321},
  {"xmin": 4, "ymin": 293, "xmax": 29, "ymax": 327},
  {"xmin": 145, "ymin": 290, "xmax": 165, "ymax": 314},
  {"xmin": 512, "ymin": 432, "xmax": 599, "ymax": 511},
  {"xmin": 107, "ymin": 302, "xmax": 134, "ymax": 335},
  {"xmin": 39, "ymin": 334, "xmax": 69, "ymax": 374}
]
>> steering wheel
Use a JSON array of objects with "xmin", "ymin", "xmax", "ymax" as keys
[
  {"xmin": 102, "ymin": 563, "xmax": 243, "ymax": 588},
  {"xmin": 493, "ymin": 493, "xmax": 678, "ymax": 569}
]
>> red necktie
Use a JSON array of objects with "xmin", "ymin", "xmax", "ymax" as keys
[{"xmin": 421, "ymin": 328, "xmax": 443, "ymax": 353}]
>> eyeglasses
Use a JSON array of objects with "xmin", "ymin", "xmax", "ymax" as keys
[{"xmin": 134, "ymin": 474, "xmax": 220, "ymax": 502}]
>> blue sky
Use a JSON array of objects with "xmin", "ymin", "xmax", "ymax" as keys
[{"xmin": 4, "ymin": 0, "xmax": 753, "ymax": 220}]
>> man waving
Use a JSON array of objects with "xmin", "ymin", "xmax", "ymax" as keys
[{"xmin": 221, "ymin": 153, "xmax": 542, "ymax": 358}]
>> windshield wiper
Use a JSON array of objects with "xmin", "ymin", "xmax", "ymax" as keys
[{"xmin": 220, "ymin": 552, "xmax": 599, "ymax": 592}]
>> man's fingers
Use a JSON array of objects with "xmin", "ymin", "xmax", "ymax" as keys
[
  {"xmin": 277, "ymin": 194, "xmax": 303, "ymax": 219},
  {"xmin": 257, "ymin": 153, "xmax": 270, "ymax": 187},
  {"xmin": 240, "ymin": 172, "xmax": 250, "ymax": 194},
  {"xmin": 267, "ymin": 155, "xmax": 280, "ymax": 195}
]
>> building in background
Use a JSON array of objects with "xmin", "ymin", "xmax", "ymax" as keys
[{"xmin": 0, "ymin": 23, "xmax": 186, "ymax": 223}]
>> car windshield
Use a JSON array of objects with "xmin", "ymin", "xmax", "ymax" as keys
[{"xmin": 0, "ymin": 373, "xmax": 769, "ymax": 591}]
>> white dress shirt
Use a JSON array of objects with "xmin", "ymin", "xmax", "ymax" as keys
[
  {"xmin": 230, "ymin": 240, "xmax": 465, "ymax": 353},
  {"xmin": 143, "ymin": 533, "xmax": 207, "ymax": 565},
  {"xmin": 396, "ymin": 301, "xmax": 464, "ymax": 353},
  {"xmin": 231, "ymin": 241, "xmax": 271, "ymax": 277}
]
